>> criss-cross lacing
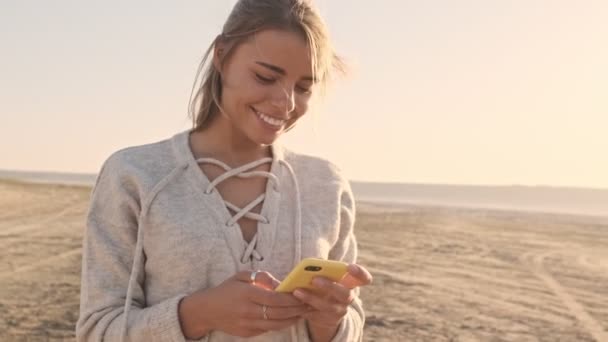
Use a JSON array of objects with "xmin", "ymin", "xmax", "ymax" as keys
[{"xmin": 197, "ymin": 156, "xmax": 280, "ymax": 264}]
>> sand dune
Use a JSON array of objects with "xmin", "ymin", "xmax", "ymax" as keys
[{"xmin": 1, "ymin": 179, "xmax": 607, "ymax": 341}]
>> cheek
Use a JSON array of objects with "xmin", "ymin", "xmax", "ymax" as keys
[
  {"xmin": 223, "ymin": 81, "xmax": 267, "ymax": 111},
  {"xmin": 296, "ymin": 96, "xmax": 311, "ymax": 115}
]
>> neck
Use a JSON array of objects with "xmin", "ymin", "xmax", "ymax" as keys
[{"xmin": 190, "ymin": 115, "xmax": 272, "ymax": 167}]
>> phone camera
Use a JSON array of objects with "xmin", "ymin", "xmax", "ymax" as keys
[{"xmin": 304, "ymin": 266, "xmax": 322, "ymax": 272}]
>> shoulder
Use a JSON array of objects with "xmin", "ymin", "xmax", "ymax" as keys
[
  {"xmin": 283, "ymin": 149, "xmax": 348, "ymax": 185},
  {"xmin": 95, "ymin": 135, "xmax": 181, "ymax": 196},
  {"xmin": 282, "ymin": 148, "xmax": 354, "ymax": 203}
]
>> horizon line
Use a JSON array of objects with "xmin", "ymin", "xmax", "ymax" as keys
[{"xmin": 1, "ymin": 168, "xmax": 607, "ymax": 191}]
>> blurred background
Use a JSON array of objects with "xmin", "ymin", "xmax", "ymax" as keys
[{"xmin": 2, "ymin": 0, "xmax": 607, "ymax": 188}]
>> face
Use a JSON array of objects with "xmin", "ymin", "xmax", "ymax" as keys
[{"xmin": 214, "ymin": 29, "xmax": 315, "ymax": 146}]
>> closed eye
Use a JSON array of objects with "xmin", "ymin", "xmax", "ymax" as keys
[
  {"xmin": 296, "ymin": 85, "xmax": 312, "ymax": 94},
  {"xmin": 256, "ymin": 72, "xmax": 312, "ymax": 94},
  {"xmin": 255, "ymin": 73, "xmax": 275, "ymax": 84}
]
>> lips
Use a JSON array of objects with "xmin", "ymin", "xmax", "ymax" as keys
[{"xmin": 251, "ymin": 107, "xmax": 287, "ymax": 128}]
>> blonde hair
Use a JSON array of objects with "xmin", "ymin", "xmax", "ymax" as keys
[{"xmin": 188, "ymin": 0, "xmax": 345, "ymax": 131}]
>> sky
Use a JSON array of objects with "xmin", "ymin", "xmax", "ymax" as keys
[{"xmin": 1, "ymin": 1, "xmax": 607, "ymax": 188}]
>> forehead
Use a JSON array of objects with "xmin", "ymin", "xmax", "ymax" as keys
[{"xmin": 235, "ymin": 29, "xmax": 313, "ymax": 79}]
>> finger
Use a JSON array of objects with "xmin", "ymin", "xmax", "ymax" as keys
[
  {"xmin": 248, "ymin": 287, "xmax": 304, "ymax": 307},
  {"xmin": 242, "ymin": 303, "xmax": 309, "ymax": 320},
  {"xmin": 253, "ymin": 271, "xmax": 281, "ymax": 290},
  {"xmin": 245, "ymin": 316, "xmax": 301, "ymax": 332},
  {"xmin": 263, "ymin": 304, "xmax": 311, "ymax": 320},
  {"xmin": 340, "ymin": 264, "xmax": 373, "ymax": 289},
  {"xmin": 312, "ymin": 277, "xmax": 353, "ymax": 304},
  {"xmin": 235, "ymin": 270, "xmax": 281, "ymax": 290},
  {"xmin": 240, "ymin": 328, "xmax": 267, "ymax": 338},
  {"xmin": 234, "ymin": 270, "xmax": 256, "ymax": 283},
  {"xmin": 293, "ymin": 288, "xmax": 346, "ymax": 317}
]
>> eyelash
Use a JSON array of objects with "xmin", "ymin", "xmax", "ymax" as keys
[
  {"xmin": 254, "ymin": 73, "xmax": 311, "ymax": 94},
  {"xmin": 255, "ymin": 73, "xmax": 274, "ymax": 84}
]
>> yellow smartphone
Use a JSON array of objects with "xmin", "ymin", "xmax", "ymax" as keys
[{"xmin": 276, "ymin": 258, "xmax": 349, "ymax": 294}]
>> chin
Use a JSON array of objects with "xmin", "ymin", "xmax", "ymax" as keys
[
  {"xmin": 251, "ymin": 128, "xmax": 285, "ymax": 146},
  {"xmin": 243, "ymin": 130, "xmax": 277, "ymax": 147}
]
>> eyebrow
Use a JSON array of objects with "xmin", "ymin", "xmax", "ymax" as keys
[{"xmin": 255, "ymin": 61, "xmax": 314, "ymax": 82}]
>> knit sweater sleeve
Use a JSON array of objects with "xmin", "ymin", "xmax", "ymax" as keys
[
  {"xmin": 326, "ymin": 177, "xmax": 366, "ymax": 342},
  {"xmin": 75, "ymin": 152, "xmax": 195, "ymax": 342}
]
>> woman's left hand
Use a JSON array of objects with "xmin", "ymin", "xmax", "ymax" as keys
[{"xmin": 292, "ymin": 263, "xmax": 372, "ymax": 333}]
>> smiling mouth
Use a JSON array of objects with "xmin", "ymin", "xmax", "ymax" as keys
[{"xmin": 251, "ymin": 107, "xmax": 287, "ymax": 127}]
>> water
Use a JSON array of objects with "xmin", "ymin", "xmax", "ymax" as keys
[
  {"xmin": 352, "ymin": 182, "xmax": 608, "ymax": 218},
  {"xmin": 1, "ymin": 169, "xmax": 607, "ymax": 218}
]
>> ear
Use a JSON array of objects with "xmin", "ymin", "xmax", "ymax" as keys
[{"xmin": 213, "ymin": 42, "xmax": 225, "ymax": 73}]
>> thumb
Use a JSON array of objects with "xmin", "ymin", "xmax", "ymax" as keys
[
  {"xmin": 340, "ymin": 264, "xmax": 373, "ymax": 289},
  {"xmin": 339, "ymin": 273, "xmax": 362, "ymax": 289},
  {"xmin": 247, "ymin": 270, "xmax": 281, "ymax": 290}
]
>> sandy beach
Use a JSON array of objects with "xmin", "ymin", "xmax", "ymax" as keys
[{"xmin": 1, "ymin": 179, "xmax": 607, "ymax": 341}]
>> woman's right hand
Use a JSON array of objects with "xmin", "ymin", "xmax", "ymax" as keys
[{"xmin": 178, "ymin": 270, "xmax": 309, "ymax": 339}]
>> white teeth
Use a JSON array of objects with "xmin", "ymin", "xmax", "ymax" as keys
[{"xmin": 255, "ymin": 110, "xmax": 285, "ymax": 127}]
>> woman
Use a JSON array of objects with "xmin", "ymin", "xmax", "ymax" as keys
[{"xmin": 76, "ymin": 0, "xmax": 372, "ymax": 341}]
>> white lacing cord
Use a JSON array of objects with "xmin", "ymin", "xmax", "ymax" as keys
[{"xmin": 197, "ymin": 157, "xmax": 278, "ymax": 263}]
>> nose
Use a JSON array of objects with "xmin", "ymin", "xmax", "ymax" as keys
[{"xmin": 271, "ymin": 83, "xmax": 296, "ymax": 115}]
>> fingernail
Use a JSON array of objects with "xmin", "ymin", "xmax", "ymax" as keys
[
  {"xmin": 348, "ymin": 264, "xmax": 359, "ymax": 275},
  {"xmin": 312, "ymin": 277, "xmax": 326, "ymax": 287},
  {"xmin": 294, "ymin": 289, "xmax": 305, "ymax": 298}
]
